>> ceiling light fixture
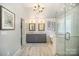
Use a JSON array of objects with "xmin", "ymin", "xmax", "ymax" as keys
[{"xmin": 33, "ymin": 4, "xmax": 44, "ymax": 14}]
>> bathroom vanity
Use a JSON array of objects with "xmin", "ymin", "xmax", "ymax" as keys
[{"xmin": 26, "ymin": 34, "xmax": 47, "ymax": 43}]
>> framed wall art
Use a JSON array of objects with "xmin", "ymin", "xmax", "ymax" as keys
[
  {"xmin": 29, "ymin": 23, "xmax": 36, "ymax": 31},
  {"xmin": 47, "ymin": 21, "xmax": 51, "ymax": 30},
  {"xmin": 38, "ymin": 23, "xmax": 45, "ymax": 31},
  {"xmin": 0, "ymin": 5, "xmax": 15, "ymax": 30}
]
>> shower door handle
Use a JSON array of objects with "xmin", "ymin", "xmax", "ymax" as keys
[{"xmin": 65, "ymin": 32, "xmax": 70, "ymax": 40}]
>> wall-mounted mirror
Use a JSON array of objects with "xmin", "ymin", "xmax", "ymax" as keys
[
  {"xmin": 38, "ymin": 23, "xmax": 45, "ymax": 31},
  {"xmin": 29, "ymin": 23, "xmax": 36, "ymax": 31}
]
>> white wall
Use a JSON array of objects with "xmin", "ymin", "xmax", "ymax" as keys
[{"xmin": 0, "ymin": 3, "xmax": 26, "ymax": 56}]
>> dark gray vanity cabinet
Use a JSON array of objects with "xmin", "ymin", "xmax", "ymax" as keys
[{"xmin": 26, "ymin": 34, "xmax": 47, "ymax": 43}]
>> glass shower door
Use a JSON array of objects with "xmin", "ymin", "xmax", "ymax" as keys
[
  {"xmin": 56, "ymin": 3, "xmax": 79, "ymax": 56},
  {"xmin": 65, "ymin": 3, "xmax": 79, "ymax": 56}
]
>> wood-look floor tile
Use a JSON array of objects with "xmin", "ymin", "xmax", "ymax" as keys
[{"xmin": 20, "ymin": 43, "xmax": 54, "ymax": 56}]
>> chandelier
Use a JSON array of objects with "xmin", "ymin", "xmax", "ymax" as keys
[{"xmin": 33, "ymin": 4, "xmax": 44, "ymax": 13}]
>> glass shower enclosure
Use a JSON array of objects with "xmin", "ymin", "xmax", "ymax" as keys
[{"xmin": 56, "ymin": 3, "xmax": 79, "ymax": 56}]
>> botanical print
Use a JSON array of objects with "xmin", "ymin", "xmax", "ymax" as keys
[
  {"xmin": 47, "ymin": 21, "xmax": 51, "ymax": 30},
  {"xmin": 47, "ymin": 21, "xmax": 56, "ymax": 31},
  {"xmin": 4, "ymin": 11, "xmax": 13, "ymax": 27},
  {"xmin": 0, "ymin": 6, "xmax": 15, "ymax": 30}
]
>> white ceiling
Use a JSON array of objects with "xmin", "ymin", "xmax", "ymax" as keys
[{"xmin": 23, "ymin": 3, "xmax": 65, "ymax": 18}]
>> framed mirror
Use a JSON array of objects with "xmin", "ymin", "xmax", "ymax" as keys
[
  {"xmin": 38, "ymin": 23, "xmax": 45, "ymax": 31},
  {"xmin": 29, "ymin": 23, "xmax": 35, "ymax": 31}
]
